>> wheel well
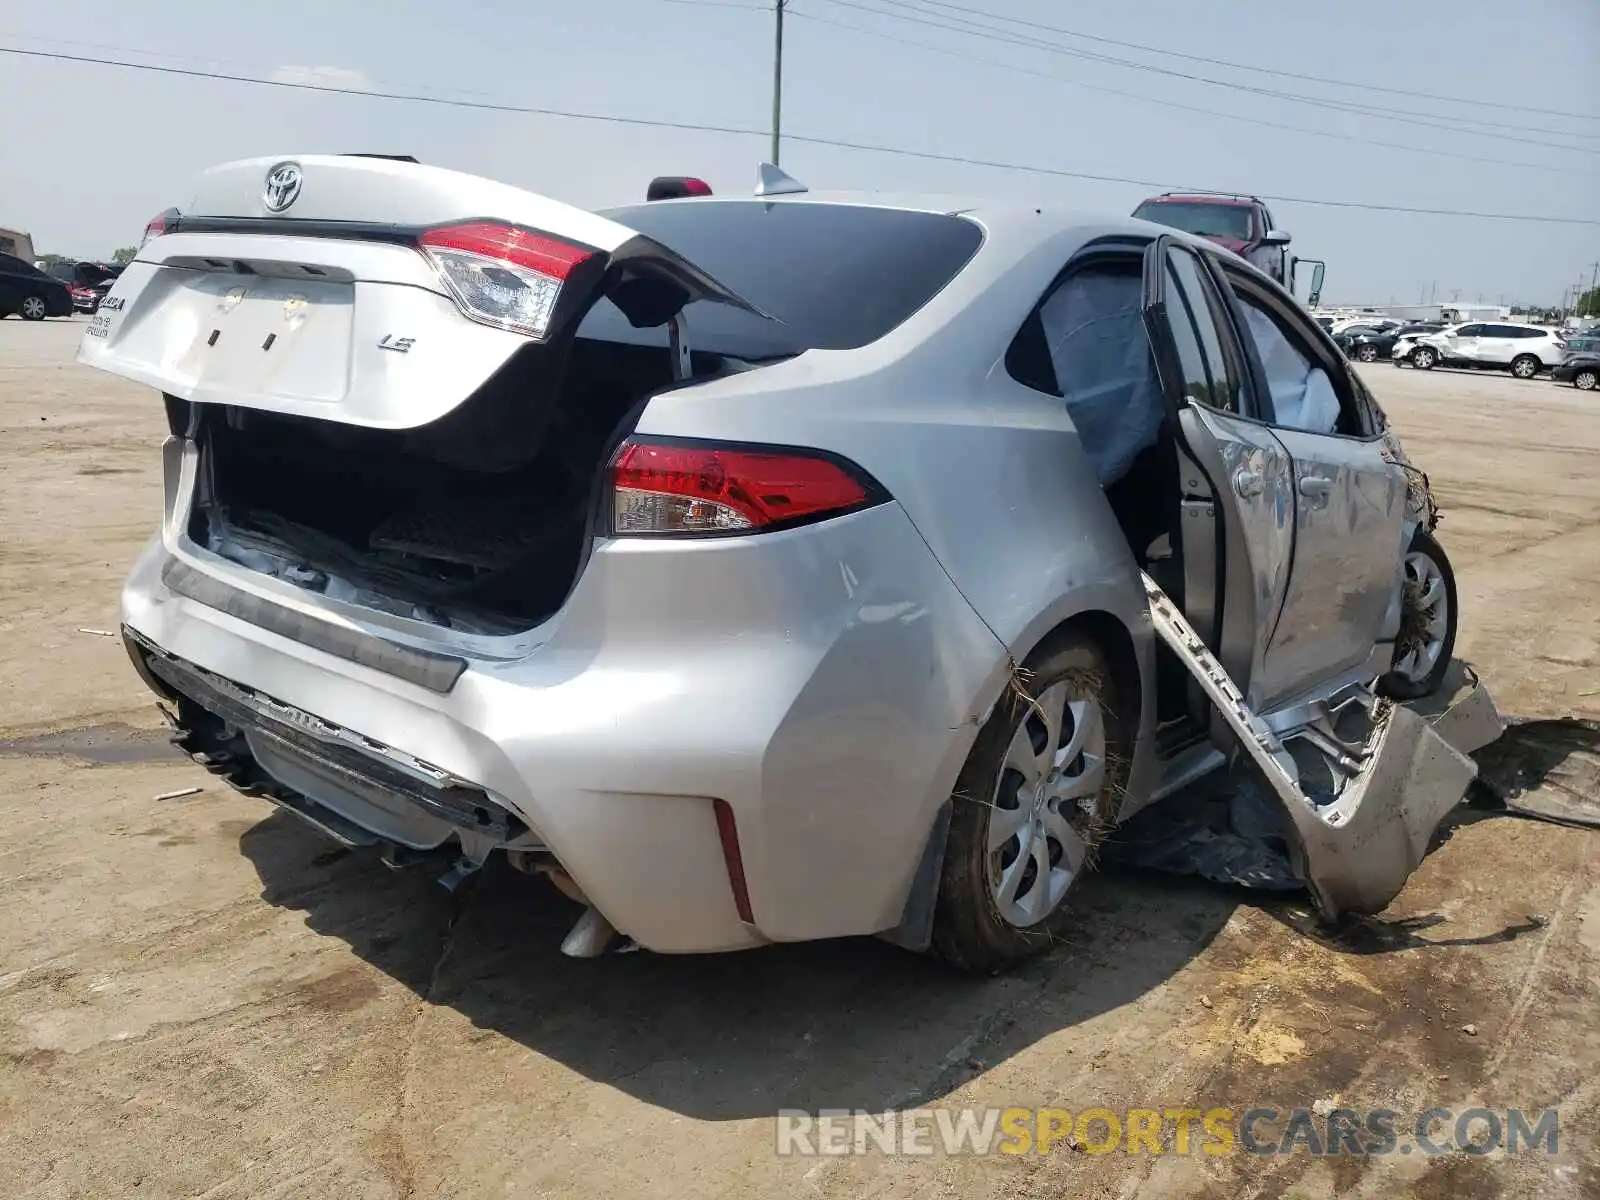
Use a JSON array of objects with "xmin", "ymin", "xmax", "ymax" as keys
[{"xmin": 1029, "ymin": 610, "xmax": 1143, "ymax": 731}]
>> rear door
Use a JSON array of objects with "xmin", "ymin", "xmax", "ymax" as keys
[
  {"xmin": 1476, "ymin": 323, "xmax": 1519, "ymax": 365},
  {"xmin": 1217, "ymin": 264, "xmax": 1409, "ymax": 709},
  {"xmin": 1140, "ymin": 236, "xmax": 1295, "ymax": 703}
]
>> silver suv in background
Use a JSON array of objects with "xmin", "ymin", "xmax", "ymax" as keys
[{"xmin": 1396, "ymin": 322, "xmax": 1568, "ymax": 378}]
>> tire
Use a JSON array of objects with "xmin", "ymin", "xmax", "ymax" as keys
[
  {"xmin": 1356, "ymin": 344, "xmax": 1380, "ymax": 363},
  {"xmin": 1510, "ymin": 354, "xmax": 1541, "ymax": 380},
  {"xmin": 1378, "ymin": 529, "xmax": 1458, "ymax": 701},
  {"xmin": 1411, "ymin": 346, "xmax": 1438, "ymax": 370},
  {"xmin": 932, "ymin": 630, "xmax": 1132, "ymax": 974},
  {"xmin": 19, "ymin": 295, "xmax": 48, "ymax": 321},
  {"xmin": 1574, "ymin": 370, "xmax": 1598, "ymax": 392}
]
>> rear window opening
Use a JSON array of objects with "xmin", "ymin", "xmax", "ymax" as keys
[
  {"xmin": 591, "ymin": 200, "xmax": 984, "ymax": 356},
  {"xmin": 188, "ymin": 337, "xmax": 741, "ymax": 635}
]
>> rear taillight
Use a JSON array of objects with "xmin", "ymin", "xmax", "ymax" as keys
[
  {"xmin": 609, "ymin": 438, "xmax": 883, "ymax": 535},
  {"xmin": 141, "ymin": 207, "xmax": 178, "ymax": 248},
  {"xmin": 418, "ymin": 221, "xmax": 597, "ymax": 341}
]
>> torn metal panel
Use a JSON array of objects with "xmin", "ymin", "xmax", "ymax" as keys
[
  {"xmin": 1474, "ymin": 717, "xmax": 1600, "ymax": 829},
  {"xmin": 1407, "ymin": 658, "xmax": 1507, "ymax": 758},
  {"xmin": 1140, "ymin": 572, "xmax": 1479, "ymax": 919}
]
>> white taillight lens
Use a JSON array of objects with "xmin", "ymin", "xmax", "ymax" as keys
[{"xmin": 419, "ymin": 222, "xmax": 596, "ymax": 341}]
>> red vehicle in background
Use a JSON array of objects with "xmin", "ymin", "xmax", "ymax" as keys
[
  {"xmin": 1133, "ymin": 192, "xmax": 1324, "ymax": 306},
  {"xmin": 46, "ymin": 260, "xmax": 123, "ymax": 314}
]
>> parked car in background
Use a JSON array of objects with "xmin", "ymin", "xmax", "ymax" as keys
[
  {"xmin": 1131, "ymin": 192, "xmax": 1292, "ymax": 285},
  {"xmin": 1399, "ymin": 322, "xmax": 1568, "ymax": 378},
  {"xmin": 1342, "ymin": 322, "xmax": 1444, "ymax": 363},
  {"xmin": 1552, "ymin": 352, "xmax": 1600, "ymax": 391},
  {"xmin": 46, "ymin": 260, "xmax": 123, "ymax": 313},
  {"xmin": 0, "ymin": 252, "xmax": 73, "ymax": 320}
]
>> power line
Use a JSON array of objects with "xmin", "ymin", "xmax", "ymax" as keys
[
  {"xmin": 812, "ymin": 0, "xmax": 1600, "ymax": 165},
  {"xmin": 879, "ymin": 0, "xmax": 1600, "ymax": 126},
  {"xmin": 794, "ymin": 4, "xmax": 1600, "ymax": 171},
  {"xmin": 2, "ymin": 45, "xmax": 1596, "ymax": 226}
]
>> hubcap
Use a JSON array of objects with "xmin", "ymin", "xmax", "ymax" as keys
[
  {"xmin": 22, "ymin": 297, "xmax": 45, "ymax": 318},
  {"xmin": 1415, "ymin": 350, "xmax": 1433, "ymax": 368},
  {"xmin": 1576, "ymin": 371, "xmax": 1597, "ymax": 391},
  {"xmin": 1393, "ymin": 550, "xmax": 1449, "ymax": 684},
  {"xmin": 985, "ymin": 680, "xmax": 1108, "ymax": 929},
  {"xmin": 1514, "ymin": 359, "xmax": 1536, "ymax": 378},
  {"xmin": 1358, "ymin": 345, "xmax": 1378, "ymax": 362}
]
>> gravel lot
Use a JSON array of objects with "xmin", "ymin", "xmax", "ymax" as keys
[{"xmin": 2, "ymin": 317, "xmax": 1597, "ymax": 1199}]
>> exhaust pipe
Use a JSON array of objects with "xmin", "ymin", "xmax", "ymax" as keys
[{"xmin": 561, "ymin": 905, "xmax": 620, "ymax": 958}]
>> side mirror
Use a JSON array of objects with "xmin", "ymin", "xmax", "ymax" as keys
[
  {"xmin": 1261, "ymin": 229, "xmax": 1292, "ymax": 247},
  {"xmin": 1306, "ymin": 262, "xmax": 1325, "ymax": 308}
]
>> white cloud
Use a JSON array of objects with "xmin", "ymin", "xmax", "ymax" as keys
[{"xmin": 271, "ymin": 65, "xmax": 374, "ymax": 91}]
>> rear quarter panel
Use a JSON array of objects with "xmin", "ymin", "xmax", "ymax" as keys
[{"xmin": 636, "ymin": 216, "xmax": 1160, "ymax": 806}]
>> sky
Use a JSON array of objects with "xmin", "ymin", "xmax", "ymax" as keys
[{"xmin": 2, "ymin": 0, "xmax": 1596, "ymax": 307}]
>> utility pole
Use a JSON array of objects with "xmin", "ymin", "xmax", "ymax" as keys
[{"xmin": 770, "ymin": 0, "xmax": 786, "ymax": 165}]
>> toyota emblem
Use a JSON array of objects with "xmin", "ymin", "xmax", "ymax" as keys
[{"xmin": 263, "ymin": 162, "xmax": 303, "ymax": 213}]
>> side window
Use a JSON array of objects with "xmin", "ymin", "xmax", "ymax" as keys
[
  {"xmin": 1009, "ymin": 259, "xmax": 1165, "ymax": 486},
  {"xmin": 1232, "ymin": 292, "xmax": 1352, "ymax": 436},
  {"xmin": 1456, "ymin": 324, "xmax": 1484, "ymax": 337},
  {"xmin": 1164, "ymin": 247, "xmax": 1242, "ymax": 414}
]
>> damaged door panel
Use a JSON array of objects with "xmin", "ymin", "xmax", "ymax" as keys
[{"xmin": 1142, "ymin": 573, "xmax": 1481, "ymax": 918}]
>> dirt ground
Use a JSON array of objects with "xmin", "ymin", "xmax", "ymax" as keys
[{"xmin": 1, "ymin": 317, "xmax": 1597, "ymax": 1200}]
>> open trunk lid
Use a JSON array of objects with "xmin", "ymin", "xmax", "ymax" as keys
[{"xmin": 78, "ymin": 154, "xmax": 766, "ymax": 429}]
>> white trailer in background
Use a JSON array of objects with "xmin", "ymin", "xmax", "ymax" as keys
[{"xmin": 0, "ymin": 226, "xmax": 36, "ymax": 263}]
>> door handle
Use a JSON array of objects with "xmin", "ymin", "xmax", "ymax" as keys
[
  {"xmin": 1298, "ymin": 475, "xmax": 1333, "ymax": 497},
  {"xmin": 1233, "ymin": 468, "xmax": 1265, "ymax": 499}
]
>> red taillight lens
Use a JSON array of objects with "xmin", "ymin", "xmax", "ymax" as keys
[
  {"xmin": 609, "ymin": 439, "xmax": 881, "ymax": 535},
  {"xmin": 418, "ymin": 221, "xmax": 597, "ymax": 341},
  {"xmin": 141, "ymin": 210, "xmax": 173, "ymax": 247}
]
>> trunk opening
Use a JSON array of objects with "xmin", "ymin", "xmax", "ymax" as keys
[{"xmin": 187, "ymin": 337, "xmax": 735, "ymax": 635}]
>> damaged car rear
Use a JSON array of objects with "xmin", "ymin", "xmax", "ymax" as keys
[{"xmin": 87, "ymin": 155, "xmax": 1490, "ymax": 973}]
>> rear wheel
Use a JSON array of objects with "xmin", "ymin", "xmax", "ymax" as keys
[
  {"xmin": 1356, "ymin": 343, "xmax": 1380, "ymax": 363},
  {"xmin": 1511, "ymin": 354, "xmax": 1541, "ymax": 380},
  {"xmin": 1379, "ymin": 529, "xmax": 1457, "ymax": 700},
  {"xmin": 19, "ymin": 295, "xmax": 47, "ymax": 321},
  {"xmin": 1574, "ymin": 369, "xmax": 1598, "ymax": 392},
  {"xmin": 1411, "ymin": 346, "xmax": 1438, "ymax": 370},
  {"xmin": 932, "ymin": 631, "xmax": 1130, "ymax": 974}
]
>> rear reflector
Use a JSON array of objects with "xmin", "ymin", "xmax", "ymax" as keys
[
  {"xmin": 419, "ymin": 221, "xmax": 597, "ymax": 341},
  {"xmin": 712, "ymin": 799, "xmax": 755, "ymax": 924},
  {"xmin": 609, "ymin": 438, "xmax": 881, "ymax": 535}
]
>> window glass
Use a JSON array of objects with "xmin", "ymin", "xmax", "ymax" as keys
[
  {"xmin": 1164, "ymin": 247, "xmax": 1239, "ymax": 413},
  {"xmin": 1236, "ymin": 297, "xmax": 1343, "ymax": 434},
  {"xmin": 1024, "ymin": 263, "xmax": 1164, "ymax": 486},
  {"xmin": 584, "ymin": 201, "xmax": 984, "ymax": 355},
  {"xmin": 1133, "ymin": 201, "xmax": 1254, "ymax": 240},
  {"xmin": 1455, "ymin": 324, "xmax": 1485, "ymax": 337}
]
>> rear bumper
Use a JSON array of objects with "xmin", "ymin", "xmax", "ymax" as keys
[{"xmin": 120, "ymin": 498, "xmax": 1007, "ymax": 954}]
